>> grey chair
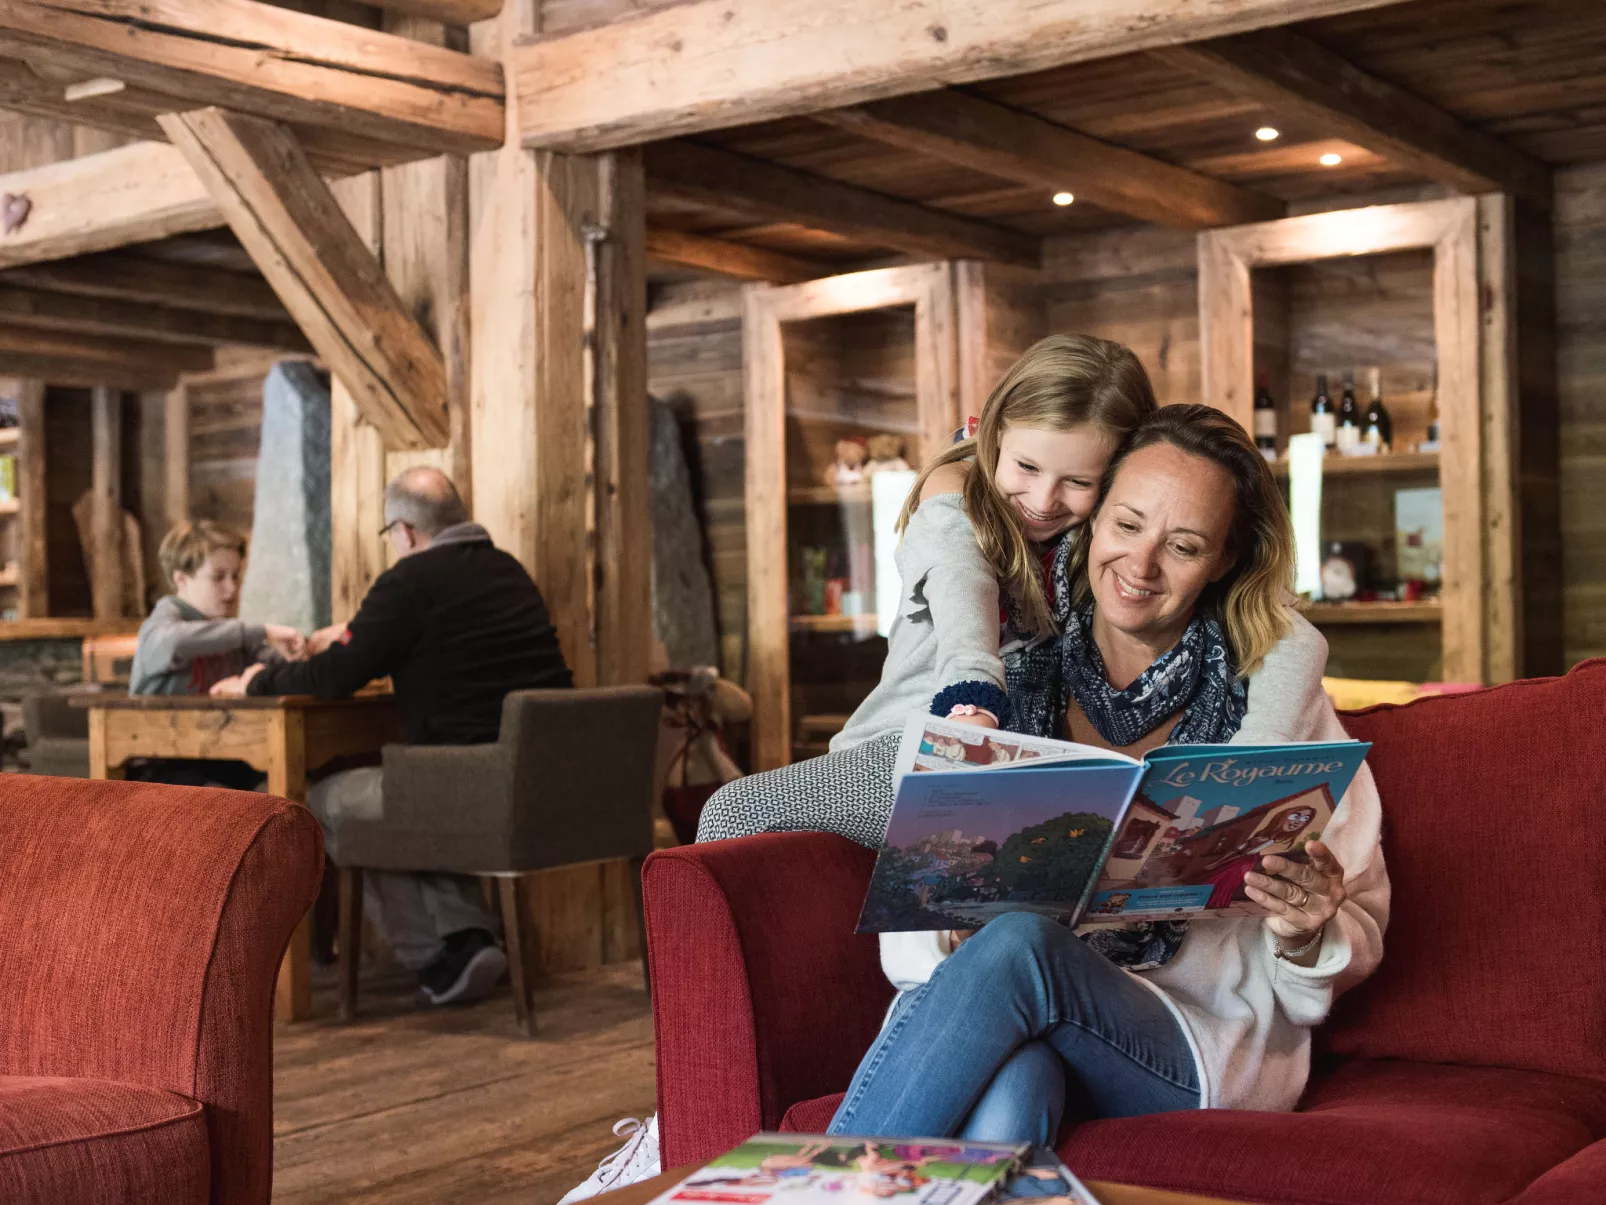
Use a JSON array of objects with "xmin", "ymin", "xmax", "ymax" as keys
[
  {"xmin": 334, "ymin": 685, "xmax": 664, "ymax": 1034},
  {"xmin": 22, "ymin": 693, "xmax": 91, "ymax": 778}
]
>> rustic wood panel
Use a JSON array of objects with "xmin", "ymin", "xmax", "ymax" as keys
[{"xmin": 14, "ymin": 378, "xmax": 46, "ymax": 617}]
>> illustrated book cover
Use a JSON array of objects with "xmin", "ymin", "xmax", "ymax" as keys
[
  {"xmin": 646, "ymin": 1134, "xmax": 1026, "ymax": 1205},
  {"xmin": 857, "ymin": 716, "xmax": 1370, "ymax": 933}
]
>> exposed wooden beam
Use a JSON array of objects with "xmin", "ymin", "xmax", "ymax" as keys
[
  {"xmin": 0, "ymin": 0, "xmax": 504, "ymax": 159},
  {"xmin": 15, "ymin": 379, "xmax": 47, "ymax": 618},
  {"xmin": 513, "ymin": 0, "xmax": 1411, "ymax": 152},
  {"xmin": 367, "ymin": 0, "xmax": 501, "ymax": 22},
  {"xmin": 1155, "ymin": 28, "xmax": 1552, "ymax": 209},
  {"xmin": 645, "ymin": 227, "xmax": 833, "ymax": 284},
  {"xmin": 0, "ymin": 253, "xmax": 291, "ymax": 321},
  {"xmin": 644, "ymin": 141, "xmax": 1039, "ymax": 267},
  {"xmin": 817, "ymin": 90, "xmax": 1283, "ymax": 230},
  {"xmin": 159, "ymin": 107, "xmax": 450, "ymax": 450},
  {"xmin": 0, "ymin": 285, "xmax": 312, "ymax": 352},
  {"xmin": 0, "ymin": 141, "xmax": 221, "ymax": 269},
  {"xmin": 0, "ymin": 327, "xmax": 212, "ymax": 385}
]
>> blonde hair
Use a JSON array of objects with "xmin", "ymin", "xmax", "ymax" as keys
[
  {"xmin": 899, "ymin": 334, "xmax": 1158, "ymax": 635},
  {"xmin": 1072, "ymin": 404, "xmax": 1295, "ymax": 677},
  {"xmin": 159, "ymin": 520, "xmax": 246, "ymax": 588}
]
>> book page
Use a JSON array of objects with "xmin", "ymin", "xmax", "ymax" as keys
[
  {"xmin": 1080, "ymin": 741, "xmax": 1370, "ymax": 924},
  {"xmin": 892, "ymin": 714, "xmax": 1137, "ymax": 787},
  {"xmin": 648, "ymin": 1135, "xmax": 1025, "ymax": 1205}
]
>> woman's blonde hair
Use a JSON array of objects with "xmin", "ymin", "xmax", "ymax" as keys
[
  {"xmin": 1072, "ymin": 404, "xmax": 1296, "ymax": 677},
  {"xmin": 898, "ymin": 334, "xmax": 1157, "ymax": 636}
]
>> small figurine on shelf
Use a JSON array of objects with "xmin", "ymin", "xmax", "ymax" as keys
[
  {"xmin": 864, "ymin": 433, "xmax": 911, "ymax": 476},
  {"xmin": 823, "ymin": 437, "xmax": 869, "ymax": 487}
]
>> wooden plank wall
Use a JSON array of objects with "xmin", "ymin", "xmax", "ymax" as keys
[{"xmin": 1556, "ymin": 162, "xmax": 1606, "ymax": 666}]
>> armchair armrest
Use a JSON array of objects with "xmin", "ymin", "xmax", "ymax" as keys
[
  {"xmin": 0, "ymin": 775, "xmax": 322, "ymax": 1205},
  {"xmin": 644, "ymin": 833, "xmax": 893, "ymax": 1167},
  {"xmin": 1517, "ymin": 1139, "xmax": 1606, "ymax": 1204}
]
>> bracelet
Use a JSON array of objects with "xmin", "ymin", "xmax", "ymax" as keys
[
  {"xmin": 1273, "ymin": 926, "xmax": 1325, "ymax": 961},
  {"xmin": 947, "ymin": 703, "xmax": 999, "ymax": 724}
]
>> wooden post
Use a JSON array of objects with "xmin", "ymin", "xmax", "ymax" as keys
[
  {"xmin": 267, "ymin": 706, "xmax": 312, "ymax": 1023},
  {"xmin": 89, "ymin": 384, "xmax": 123, "ymax": 620},
  {"xmin": 163, "ymin": 383, "xmax": 189, "ymax": 530},
  {"xmin": 16, "ymin": 379, "xmax": 47, "ymax": 619}
]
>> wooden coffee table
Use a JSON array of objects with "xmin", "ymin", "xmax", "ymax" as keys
[{"xmin": 594, "ymin": 1166, "xmax": 1253, "ymax": 1205}]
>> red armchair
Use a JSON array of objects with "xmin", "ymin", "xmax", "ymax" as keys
[
  {"xmin": 645, "ymin": 659, "xmax": 1606, "ymax": 1205},
  {"xmin": 0, "ymin": 776, "xmax": 322, "ymax": 1204}
]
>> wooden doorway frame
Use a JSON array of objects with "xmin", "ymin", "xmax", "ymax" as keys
[
  {"xmin": 743, "ymin": 263, "xmax": 959, "ymax": 770},
  {"xmin": 1197, "ymin": 196, "xmax": 1516, "ymax": 684}
]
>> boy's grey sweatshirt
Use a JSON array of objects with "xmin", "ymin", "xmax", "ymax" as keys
[
  {"xmin": 129, "ymin": 596, "xmax": 269, "ymax": 696},
  {"xmin": 830, "ymin": 491, "xmax": 1328, "ymax": 753}
]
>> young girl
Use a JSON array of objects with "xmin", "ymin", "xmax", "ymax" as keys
[{"xmin": 698, "ymin": 333, "xmax": 1328, "ymax": 848}]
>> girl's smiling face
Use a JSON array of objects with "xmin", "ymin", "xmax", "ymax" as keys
[{"xmin": 993, "ymin": 423, "xmax": 1120, "ymax": 543}]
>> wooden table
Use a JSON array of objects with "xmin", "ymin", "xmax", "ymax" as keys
[
  {"xmin": 77, "ymin": 693, "xmax": 401, "ymax": 1023},
  {"xmin": 605, "ymin": 1166, "xmax": 1253, "ymax": 1205}
]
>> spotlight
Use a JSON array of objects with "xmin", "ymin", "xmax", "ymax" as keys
[
  {"xmin": 1319, "ymin": 152, "xmax": 1343, "ymax": 166},
  {"xmin": 1052, "ymin": 191, "xmax": 1075, "ymax": 206},
  {"xmin": 1255, "ymin": 126, "xmax": 1280, "ymax": 142}
]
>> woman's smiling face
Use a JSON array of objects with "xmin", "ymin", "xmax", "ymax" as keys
[
  {"xmin": 993, "ymin": 423, "xmax": 1120, "ymax": 543},
  {"xmin": 1088, "ymin": 440, "xmax": 1237, "ymax": 646}
]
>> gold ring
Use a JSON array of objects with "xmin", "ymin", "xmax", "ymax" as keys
[{"xmin": 1288, "ymin": 885, "xmax": 1310, "ymax": 909}]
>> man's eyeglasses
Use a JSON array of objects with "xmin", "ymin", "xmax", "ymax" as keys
[{"xmin": 378, "ymin": 519, "xmax": 405, "ymax": 537}]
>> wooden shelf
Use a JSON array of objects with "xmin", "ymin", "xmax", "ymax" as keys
[
  {"xmin": 1302, "ymin": 600, "xmax": 1442, "ymax": 625},
  {"xmin": 789, "ymin": 613, "xmax": 881, "ymax": 637},
  {"xmin": 0, "ymin": 427, "xmax": 19, "ymax": 449},
  {"xmin": 0, "ymin": 498, "xmax": 18, "ymax": 516},
  {"xmin": 1270, "ymin": 450, "xmax": 1439, "ymax": 478},
  {"xmin": 0, "ymin": 618, "xmax": 143, "ymax": 641},
  {"xmin": 788, "ymin": 484, "xmax": 872, "ymax": 506},
  {"xmin": 0, "ymin": 564, "xmax": 17, "ymax": 588}
]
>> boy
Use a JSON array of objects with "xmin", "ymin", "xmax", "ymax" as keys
[{"xmin": 128, "ymin": 520, "xmax": 305, "ymax": 786}]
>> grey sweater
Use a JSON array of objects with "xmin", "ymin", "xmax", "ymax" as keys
[
  {"xmin": 129, "ymin": 596, "xmax": 270, "ymax": 696},
  {"xmin": 831, "ymin": 491, "xmax": 1328, "ymax": 752}
]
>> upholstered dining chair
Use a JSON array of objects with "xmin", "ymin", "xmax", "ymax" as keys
[{"xmin": 332, "ymin": 685, "xmax": 663, "ymax": 1035}]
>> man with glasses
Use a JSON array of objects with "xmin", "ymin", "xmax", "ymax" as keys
[{"xmin": 212, "ymin": 466, "xmax": 572, "ymax": 1007}]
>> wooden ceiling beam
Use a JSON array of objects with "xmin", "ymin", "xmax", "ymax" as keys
[
  {"xmin": 0, "ymin": 0, "xmax": 504, "ymax": 159},
  {"xmin": 645, "ymin": 227, "xmax": 834, "ymax": 284},
  {"xmin": 0, "ymin": 284, "xmax": 312, "ymax": 352},
  {"xmin": 0, "ymin": 253, "xmax": 291, "ymax": 321},
  {"xmin": 817, "ymin": 89, "xmax": 1283, "ymax": 230},
  {"xmin": 645, "ymin": 141, "xmax": 1039, "ymax": 267},
  {"xmin": 0, "ymin": 325, "xmax": 214, "ymax": 383},
  {"xmin": 159, "ymin": 107, "xmax": 450, "ymax": 450},
  {"xmin": 513, "ymin": 0, "xmax": 1411, "ymax": 152},
  {"xmin": 0, "ymin": 141, "xmax": 222, "ymax": 269},
  {"xmin": 1155, "ymin": 28, "xmax": 1552, "ymax": 209}
]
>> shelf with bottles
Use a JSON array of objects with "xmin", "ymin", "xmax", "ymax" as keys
[
  {"xmin": 1267, "ymin": 450, "xmax": 1439, "ymax": 479},
  {"xmin": 1255, "ymin": 369, "xmax": 1439, "ymax": 467}
]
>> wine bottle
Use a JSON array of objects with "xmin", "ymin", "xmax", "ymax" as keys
[
  {"xmin": 1336, "ymin": 370, "xmax": 1362, "ymax": 454},
  {"xmin": 1253, "ymin": 372, "xmax": 1278, "ymax": 462},
  {"xmin": 1310, "ymin": 374, "xmax": 1336, "ymax": 450},
  {"xmin": 1363, "ymin": 367, "xmax": 1393, "ymax": 453}
]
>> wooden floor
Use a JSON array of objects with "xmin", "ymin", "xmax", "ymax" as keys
[{"xmin": 274, "ymin": 960, "xmax": 657, "ymax": 1204}]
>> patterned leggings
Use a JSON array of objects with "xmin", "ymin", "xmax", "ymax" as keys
[{"xmin": 694, "ymin": 733, "xmax": 900, "ymax": 850}]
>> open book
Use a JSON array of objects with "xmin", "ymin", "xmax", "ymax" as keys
[{"xmin": 856, "ymin": 715, "xmax": 1370, "ymax": 934}]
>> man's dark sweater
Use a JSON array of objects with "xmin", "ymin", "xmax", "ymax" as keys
[{"xmin": 247, "ymin": 524, "xmax": 573, "ymax": 745}]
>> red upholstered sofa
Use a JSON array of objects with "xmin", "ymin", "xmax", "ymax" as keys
[
  {"xmin": 0, "ymin": 776, "xmax": 322, "ymax": 1204},
  {"xmin": 644, "ymin": 659, "xmax": 1606, "ymax": 1205}
]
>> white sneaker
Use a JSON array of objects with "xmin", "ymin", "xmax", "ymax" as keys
[{"xmin": 558, "ymin": 1115, "xmax": 661, "ymax": 1204}]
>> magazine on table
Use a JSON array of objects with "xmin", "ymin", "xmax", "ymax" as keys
[
  {"xmin": 645, "ymin": 1133, "xmax": 1028, "ymax": 1205},
  {"xmin": 857, "ymin": 715, "xmax": 1370, "ymax": 933}
]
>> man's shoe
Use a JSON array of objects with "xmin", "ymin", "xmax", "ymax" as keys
[
  {"xmin": 418, "ymin": 928, "xmax": 507, "ymax": 1007},
  {"xmin": 558, "ymin": 1116, "xmax": 660, "ymax": 1204}
]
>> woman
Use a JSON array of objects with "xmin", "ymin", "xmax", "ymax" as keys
[{"xmin": 832, "ymin": 404, "xmax": 1389, "ymax": 1145}]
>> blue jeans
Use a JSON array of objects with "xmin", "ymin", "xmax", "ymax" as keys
[{"xmin": 829, "ymin": 912, "xmax": 1200, "ymax": 1144}]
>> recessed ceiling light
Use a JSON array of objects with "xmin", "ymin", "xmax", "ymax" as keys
[
  {"xmin": 1255, "ymin": 126, "xmax": 1280, "ymax": 142},
  {"xmin": 1319, "ymin": 152, "xmax": 1343, "ymax": 166},
  {"xmin": 1052, "ymin": 191, "xmax": 1075, "ymax": 206}
]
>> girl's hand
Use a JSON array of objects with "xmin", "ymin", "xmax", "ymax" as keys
[
  {"xmin": 944, "ymin": 711, "xmax": 998, "ymax": 730},
  {"xmin": 264, "ymin": 624, "xmax": 307, "ymax": 660},
  {"xmin": 1246, "ymin": 839, "xmax": 1347, "ymax": 956}
]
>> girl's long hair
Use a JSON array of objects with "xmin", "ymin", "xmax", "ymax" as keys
[
  {"xmin": 898, "ymin": 334, "xmax": 1157, "ymax": 636},
  {"xmin": 1071, "ymin": 404, "xmax": 1296, "ymax": 677}
]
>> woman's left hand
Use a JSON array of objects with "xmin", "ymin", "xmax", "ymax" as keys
[{"xmin": 1246, "ymin": 839, "xmax": 1346, "ymax": 954}]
